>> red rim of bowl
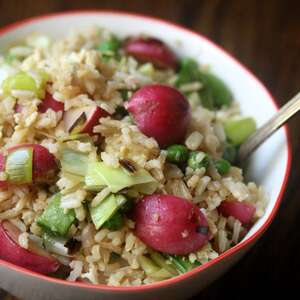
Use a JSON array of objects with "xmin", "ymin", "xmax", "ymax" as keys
[{"xmin": 0, "ymin": 9, "xmax": 292, "ymax": 293}]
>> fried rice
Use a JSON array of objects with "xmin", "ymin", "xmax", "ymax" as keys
[{"xmin": 0, "ymin": 26, "xmax": 267, "ymax": 286}]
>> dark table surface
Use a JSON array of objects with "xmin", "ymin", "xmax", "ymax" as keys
[{"xmin": 0, "ymin": 0, "xmax": 299, "ymax": 299}]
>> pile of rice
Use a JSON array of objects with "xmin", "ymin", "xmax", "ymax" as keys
[{"xmin": 0, "ymin": 27, "xmax": 267, "ymax": 286}]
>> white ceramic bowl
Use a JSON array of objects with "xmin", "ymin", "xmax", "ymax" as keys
[{"xmin": 0, "ymin": 11, "xmax": 291, "ymax": 300}]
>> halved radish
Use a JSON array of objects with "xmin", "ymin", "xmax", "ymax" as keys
[
  {"xmin": 0, "ymin": 154, "xmax": 7, "ymax": 188},
  {"xmin": 0, "ymin": 221, "xmax": 60, "ymax": 274},
  {"xmin": 134, "ymin": 194, "xmax": 210, "ymax": 255},
  {"xmin": 218, "ymin": 200, "xmax": 256, "ymax": 224},
  {"xmin": 38, "ymin": 92, "xmax": 64, "ymax": 113},
  {"xmin": 64, "ymin": 106, "xmax": 109, "ymax": 135},
  {"xmin": 7, "ymin": 144, "xmax": 58, "ymax": 182}
]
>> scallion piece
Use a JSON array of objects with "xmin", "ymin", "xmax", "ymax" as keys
[
  {"xmin": 60, "ymin": 147, "xmax": 89, "ymax": 177},
  {"xmin": 223, "ymin": 117, "xmax": 256, "ymax": 145},
  {"xmin": 85, "ymin": 162, "xmax": 157, "ymax": 193},
  {"xmin": 37, "ymin": 193, "xmax": 75, "ymax": 237},
  {"xmin": 89, "ymin": 194, "xmax": 127, "ymax": 230},
  {"xmin": 5, "ymin": 147, "xmax": 33, "ymax": 184}
]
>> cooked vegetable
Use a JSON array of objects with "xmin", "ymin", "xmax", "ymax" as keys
[
  {"xmin": 5, "ymin": 147, "xmax": 33, "ymax": 184},
  {"xmin": 138, "ymin": 255, "xmax": 173, "ymax": 279},
  {"xmin": 165, "ymin": 254, "xmax": 200, "ymax": 274},
  {"xmin": 166, "ymin": 144, "xmax": 189, "ymax": 164},
  {"xmin": 175, "ymin": 58, "xmax": 199, "ymax": 86},
  {"xmin": 222, "ymin": 143, "xmax": 237, "ymax": 164},
  {"xmin": 125, "ymin": 84, "xmax": 191, "ymax": 147},
  {"xmin": 124, "ymin": 37, "xmax": 177, "ymax": 69},
  {"xmin": 176, "ymin": 58, "xmax": 233, "ymax": 109},
  {"xmin": 85, "ymin": 162, "xmax": 157, "ymax": 193},
  {"xmin": 43, "ymin": 232, "xmax": 69, "ymax": 256},
  {"xmin": 187, "ymin": 151, "xmax": 209, "ymax": 170},
  {"xmin": 89, "ymin": 194, "xmax": 127, "ymax": 230},
  {"xmin": 149, "ymin": 250, "xmax": 178, "ymax": 275},
  {"xmin": 8, "ymin": 144, "xmax": 57, "ymax": 182},
  {"xmin": 0, "ymin": 221, "xmax": 60, "ymax": 274},
  {"xmin": 198, "ymin": 71, "xmax": 233, "ymax": 108},
  {"xmin": 223, "ymin": 117, "xmax": 256, "ymax": 145},
  {"xmin": 60, "ymin": 147, "xmax": 89, "ymax": 177},
  {"xmin": 98, "ymin": 35, "xmax": 120, "ymax": 58},
  {"xmin": 37, "ymin": 193, "xmax": 75, "ymax": 236},
  {"xmin": 103, "ymin": 211, "xmax": 124, "ymax": 231},
  {"xmin": 64, "ymin": 106, "xmax": 109, "ymax": 135},
  {"xmin": 218, "ymin": 200, "xmax": 256, "ymax": 224},
  {"xmin": 214, "ymin": 158, "xmax": 231, "ymax": 174},
  {"xmin": 134, "ymin": 194, "xmax": 210, "ymax": 255},
  {"xmin": 38, "ymin": 92, "xmax": 64, "ymax": 113},
  {"xmin": 2, "ymin": 71, "xmax": 47, "ymax": 98}
]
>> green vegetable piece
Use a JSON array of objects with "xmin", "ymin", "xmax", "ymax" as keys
[
  {"xmin": 149, "ymin": 250, "xmax": 178, "ymax": 276},
  {"xmin": 43, "ymin": 232, "xmax": 69, "ymax": 256},
  {"xmin": 4, "ymin": 53, "xmax": 17, "ymax": 64},
  {"xmin": 98, "ymin": 35, "xmax": 120, "ymax": 58},
  {"xmin": 119, "ymin": 197, "xmax": 134, "ymax": 213},
  {"xmin": 85, "ymin": 162, "xmax": 157, "ymax": 193},
  {"xmin": 60, "ymin": 147, "xmax": 89, "ymax": 177},
  {"xmin": 198, "ymin": 71, "xmax": 233, "ymax": 108},
  {"xmin": 6, "ymin": 147, "xmax": 33, "ymax": 184},
  {"xmin": 37, "ymin": 194, "xmax": 75, "ymax": 236},
  {"xmin": 89, "ymin": 194, "xmax": 127, "ymax": 229},
  {"xmin": 176, "ymin": 58, "xmax": 199, "ymax": 86},
  {"xmin": 166, "ymin": 144, "xmax": 189, "ymax": 164},
  {"xmin": 198, "ymin": 86, "xmax": 215, "ymax": 110},
  {"xmin": 187, "ymin": 151, "xmax": 209, "ymax": 170},
  {"xmin": 138, "ymin": 255, "xmax": 160, "ymax": 275},
  {"xmin": 214, "ymin": 158, "xmax": 231, "ymax": 174},
  {"xmin": 103, "ymin": 211, "xmax": 124, "ymax": 230},
  {"xmin": 2, "ymin": 71, "xmax": 47, "ymax": 98},
  {"xmin": 119, "ymin": 89, "xmax": 129, "ymax": 101},
  {"xmin": 166, "ymin": 254, "xmax": 200, "ymax": 274},
  {"xmin": 223, "ymin": 117, "xmax": 256, "ymax": 145},
  {"xmin": 222, "ymin": 143, "xmax": 237, "ymax": 164}
]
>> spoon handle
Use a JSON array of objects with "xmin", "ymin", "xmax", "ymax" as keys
[{"xmin": 238, "ymin": 91, "xmax": 300, "ymax": 161}]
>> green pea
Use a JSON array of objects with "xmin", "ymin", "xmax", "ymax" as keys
[
  {"xmin": 222, "ymin": 143, "xmax": 237, "ymax": 164},
  {"xmin": 187, "ymin": 151, "xmax": 209, "ymax": 170},
  {"xmin": 214, "ymin": 158, "xmax": 231, "ymax": 174},
  {"xmin": 103, "ymin": 211, "xmax": 124, "ymax": 231},
  {"xmin": 166, "ymin": 144, "xmax": 189, "ymax": 164}
]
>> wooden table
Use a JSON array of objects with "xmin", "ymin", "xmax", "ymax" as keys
[{"xmin": 0, "ymin": 0, "xmax": 299, "ymax": 298}]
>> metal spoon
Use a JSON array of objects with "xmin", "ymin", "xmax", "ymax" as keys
[{"xmin": 238, "ymin": 91, "xmax": 300, "ymax": 161}]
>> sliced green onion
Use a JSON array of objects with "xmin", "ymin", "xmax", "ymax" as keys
[
  {"xmin": 43, "ymin": 232, "xmax": 69, "ymax": 256},
  {"xmin": 103, "ymin": 211, "xmax": 124, "ymax": 231},
  {"xmin": 223, "ymin": 117, "xmax": 256, "ymax": 145},
  {"xmin": 89, "ymin": 194, "xmax": 127, "ymax": 229},
  {"xmin": 60, "ymin": 147, "xmax": 89, "ymax": 177},
  {"xmin": 37, "ymin": 193, "xmax": 75, "ymax": 237},
  {"xmin": 149, "ymin": 250, "xmax": 178, "ymax": 276},
  {"xmin": 59, "ymin": 133, "xmax": 94, "ymax": 144},
  {"xmin": 6, "ymin": 147, "xmax": 33, "ymax": 184},
  {"xmin": 166, "ymin": 144, "xmax": 189, "ymax": 164},
  {"xmin": 2, "ymin": 70, "xmax": 47, "ymax": 98},
  {"xmin": 165, "ymin": 254, "xmax": 200, "ymax": 274},
  {"xmin": 85, "ymin": 162, "xmax": 157, "ymax": 193},
  {"xmin": 138, "ymin": 255, "xmax": 174, "ymax": 279}
]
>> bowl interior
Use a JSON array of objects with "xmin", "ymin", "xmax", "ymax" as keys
[{"xmin": 0, "ymin": 10, "xmax": 290, "ymax": 275}]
